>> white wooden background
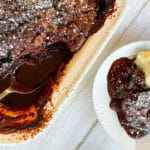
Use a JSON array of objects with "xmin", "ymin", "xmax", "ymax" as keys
[{"xmin": 1, "ymin": 0, "xmax": 150, "ymax": 149}]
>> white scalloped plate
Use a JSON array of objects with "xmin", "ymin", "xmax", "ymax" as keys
[{"xmin": 92, "ymin": 41, "xmax": 150, "ymax": 150}]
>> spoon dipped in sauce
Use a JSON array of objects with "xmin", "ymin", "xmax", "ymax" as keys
[
  {"xmin": 0, "ymin": 75, "xmax": 49, "ymax": 100},
  {"xmin": 0, "ymin": 42, "xmax": 72, "ymax": 110}
]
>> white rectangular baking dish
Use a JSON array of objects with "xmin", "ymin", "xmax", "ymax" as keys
[{"xmin": 0, "ymin": 0, "xmax": 129, "ymax": 144}]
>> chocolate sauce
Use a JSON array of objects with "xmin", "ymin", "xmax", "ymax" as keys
[{"xmin": 108, "ymin": 57, "xmax": 150, "ymax": 138}]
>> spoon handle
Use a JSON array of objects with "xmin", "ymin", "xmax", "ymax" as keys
[{"xmin": 0, "ymin": 88, "xmax": 14, "ymax": 100}]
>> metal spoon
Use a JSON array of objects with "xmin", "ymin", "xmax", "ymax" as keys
[{"xmin": 0, "ymin": 75, "xmax": 49, "ymax": 100}]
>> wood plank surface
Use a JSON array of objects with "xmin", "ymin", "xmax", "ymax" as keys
[{"xmin": 0, "ymin": 0, "xmax": 149, "ymax": 150}]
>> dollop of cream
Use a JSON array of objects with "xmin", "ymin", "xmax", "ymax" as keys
[{"xmin": 135, "ymin": 51, "xmax": 150, "ymax": 87}]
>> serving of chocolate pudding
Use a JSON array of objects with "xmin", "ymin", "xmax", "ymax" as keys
[{"xmin": 108, "ymin": 54, "xmax": 150, "ymax": 138}]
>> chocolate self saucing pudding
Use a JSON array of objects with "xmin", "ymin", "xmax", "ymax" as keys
[
  {"xmin": 0, "ymin": 0, "xmax": 116, "ymax": 142},
  {"xmin": 108, "ymin": 51, "xmax": 150, "ymax": 138}
]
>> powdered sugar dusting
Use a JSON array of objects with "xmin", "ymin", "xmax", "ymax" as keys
[
  {"xmin": 122, "ymin": 92, "xmax": 150, "ymax": 135},
  {"xmin": 0, "ymin": 0, "xmax": 98, "ymax": 78}
]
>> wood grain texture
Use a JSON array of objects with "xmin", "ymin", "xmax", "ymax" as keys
[
  {"xmin": 0, "ymin": 0, "xmax": 149, "ymax": 150},
  {"xmin": 77, "ymin": 122, "xmax": 122, "ymax": 150}
]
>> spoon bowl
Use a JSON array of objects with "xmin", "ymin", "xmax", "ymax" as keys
[{"xmin": 0, "ymin": 78, "xmax": 49, "ymax": 100}]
